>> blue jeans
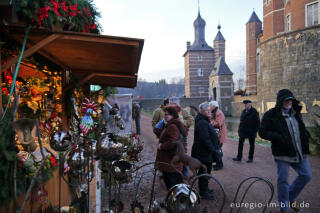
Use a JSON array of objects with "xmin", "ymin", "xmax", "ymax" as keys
[
  {"xmin": 276, "ymin": 157, "xmax": 312, "ymax": 211},
  {"xmin": 135, "ymin": 116, "xmax": 140, "ymax": 134}
]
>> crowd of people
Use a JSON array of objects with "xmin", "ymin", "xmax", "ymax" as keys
[{"xmin": 132, "ymin": 89, "xmax": 312, "ymax": 212}]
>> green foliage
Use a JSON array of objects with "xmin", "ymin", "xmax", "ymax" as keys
[
  {"xmin": 0, "ymin": 115, "xmax": 17, "ymax": 204},
  {"xmin": 0, "ymin": 115, "xmax": 57, "ymax": 205},
  {"xmin": 311, "ymin": 114, "xmax": 320, "ymax": 156}
]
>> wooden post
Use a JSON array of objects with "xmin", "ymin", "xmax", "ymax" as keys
[
  {"xmin": 0, "ymin": 41, "xmax": 5, "ymax": 117},
  {"xmin": 61, "ymin": 69, "xmax": 70, "ymax": 130}
]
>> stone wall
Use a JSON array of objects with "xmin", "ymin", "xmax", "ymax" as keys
[{"xmin": 257, "ymin": 25, "xmax": 320, "ymax": 126}]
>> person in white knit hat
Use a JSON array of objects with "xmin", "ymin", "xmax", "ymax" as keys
[{"xmin": 209, "ymin": 101, "xmax": 228, "ymax": 171}]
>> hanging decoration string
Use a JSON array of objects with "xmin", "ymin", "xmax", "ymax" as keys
[{"xmin": 1, "ymin": 25, "xmax": 31, "ymax": 121}]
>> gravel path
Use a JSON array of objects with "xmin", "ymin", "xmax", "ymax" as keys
[{"xmin": 111, "ymin": 114, "xmax": 320, "ymax": 213}]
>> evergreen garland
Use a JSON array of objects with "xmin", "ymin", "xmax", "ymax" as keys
[{"xmin": 15, "ymin": 0, "xmax": 102, "ymax": 33}]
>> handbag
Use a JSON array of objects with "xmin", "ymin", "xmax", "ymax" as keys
[{"xmin": 213, "ymin": 144, "xmax": 223, "ymax": 159}]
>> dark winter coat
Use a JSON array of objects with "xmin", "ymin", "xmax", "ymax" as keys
[
  {"xmin": 191, "ymin": 113, "xmax": 219, "ymax": 163},
  {"xmin": 132, "ymin": 103, "xmax": 141, "ymax": 119},
  {"xmin": 259, "ymin": 89, "xmax": 310, "ymax": 157},
  {"xmin": 155, "ymin": 118, "xmax": 188, "ymax": 173},
  {"xmin": 238, "ymin": 106, "xmax": 260, "ymax": 138}
]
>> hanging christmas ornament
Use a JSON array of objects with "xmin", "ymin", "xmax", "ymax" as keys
[
  {"xmin": 112, "ymin": 160, "xmax": 132, "ymax": 183},
  {"xmin": 130, "ymin": 201, "xmax": 144, "ymax": 213},
  {"xmin": 49, "ymin": 131, "xmax": 72, "ymax": 152},
  {"xmin": 165, "ymin": 184, "xmax": 200, "ymax": 213},
  {"xmin": 68, "ymin": 149, "xmax": 85, "ymax": 169},
  {"xmin": 13, "ymin": 119, "xmax": 38, "ymax": 152},
  {"xmin": 80, "ymin": 98, "xmax": 98, "ymax": 136},
  {"xmin": 80, "ymin": 108, "xmax": 95, "ymax": 136},
  {"xmin": 96, "ymin": 134, "xmax": 124, "ymax": 161},
  {"xmin": 149, "ymin": 200, "xmax": 161, "ymax": 213},
  {"xmin": 110, "ymin": 199, "xmax": 124, "ymax": 213}
]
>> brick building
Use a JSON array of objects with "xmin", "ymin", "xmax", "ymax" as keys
[
  {"xmin": 184, "ymin": 12, "xmax": 233, "ymax": 99},
  {"xmin": 262, "ymin": 0, "xmax": 319, "ymax": 41},
  {"xmin": 243, "ymin": 0, "xmax": 320, "ymax": 126},
  {"xmin": 246, "ymin": 11, "xmax": 262, "ymax": 95}
]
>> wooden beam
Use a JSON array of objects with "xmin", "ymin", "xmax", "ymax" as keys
[
  {"xmin": 92, "ymin": 73, "xmax": 136, "ymax": 79},
  {"xmin": 62, "ymin": 73, "xmax": 95, "ymax": 92},
  {"xmin": 0, "ymin": 34, "xmax": 61, "ymax": 72},
  {"xmin": 60, "ymin": 34, "xmax": 140, "ymax": 47},
  {"xmin": 24, "ymin": 39, "xmax": 69, "ymax": 70},
  {"xmin": 78, "ymin": 73, "xmax": 95, "ymax": 85},
  {"xmin": 62, "ymin": 72, "xmax": 137, "ymax": 92}
]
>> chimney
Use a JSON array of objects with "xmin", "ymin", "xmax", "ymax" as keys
[{"xmin": 186, "ymin": 41, "xmax": 191, "ymax": 49}]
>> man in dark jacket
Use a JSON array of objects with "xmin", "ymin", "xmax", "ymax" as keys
[
  {"xmin": 233, "ymin": 100, "xmax": 260, "ymax": 163},
  {"xmin": 191, "ymin": 102, "xmax": 219, "ymax": 200},
  {"xmin": 259, "ymin": 89, "xmax": 312, "ymax": 213},
  {"xmin": 132, "ymin": 102, "xmax": 141, "ymax": 135}
]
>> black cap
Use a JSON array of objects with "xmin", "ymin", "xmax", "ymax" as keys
[
  {"xmin": 243, "ymin": 100, "xmax": 252, "ymax": 104},
  {"xmin": 283, "ymin": 96, "xmax": 295, "ymax": 101},
  {"xmin": 163, "ymin": 98, "xmax": 169, "ymax": 106}
]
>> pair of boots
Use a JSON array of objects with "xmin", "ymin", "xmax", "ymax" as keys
[
  {"xmin": 213, "ymin": 162, "xmax": 223, "ymax": 171},
  {"xmin": 232, "ymin": 157, "xmax": 253, "ymax": 163}
]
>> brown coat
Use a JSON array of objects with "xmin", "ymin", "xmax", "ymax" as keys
[
  {"xmin": 155, "ymin": 118, "xmax": 188, "ymax": 173},
  {"xmin": 211, "ymin": 109, "xmax": 228, "ymax": 144}
]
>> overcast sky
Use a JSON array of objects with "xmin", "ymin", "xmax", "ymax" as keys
[{"xmin": 94, "ymin": 0, "xmax": 263, "ymax": 83}]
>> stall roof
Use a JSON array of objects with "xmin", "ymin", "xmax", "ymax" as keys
[{"xmin": 1, "ymin": 26, "xmax": 144, "ymax": 88}]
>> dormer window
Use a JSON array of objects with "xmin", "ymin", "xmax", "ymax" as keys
[{"xmin": 197, "ymin": 68, "xmax": 204, "ymax": 77}]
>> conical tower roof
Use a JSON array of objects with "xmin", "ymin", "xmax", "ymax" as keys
[
  {"xmin": 189, "ymin": 12, "xmax": 212, "ymax": 51},
  {"xmin": 247, "ymin": 11, "xmax": 261, "ymax": 24},
  {"xmin": 214, "ymin": 25, "xmax": 225, "ymax": 41},
  {"xmin": 210, "ymin": 57, "xmax": 233, "ymax": 76}
]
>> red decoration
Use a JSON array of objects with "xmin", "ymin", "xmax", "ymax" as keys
[
  {"xmin": 36, "ymin": 6, "xmax": 50, "ymax": 26},
  {"xmin": 30, "ymin": 88, "xmax": 38, "ymax": 98},
  {"xmin": 50, "ymin": 0, "xmax": 61, "ymax": 16},
  {"xmin": 90, "ymin": 23, "xmax": 97, "ymax": 30},
  {"xmin": 2, "ymin": 88, "xmax": 9, "ymax": 95},
  {"xmin": 69, "ymin": 11, "xmax": 77, "ymax": 17},
  {"xmin": 81, "ymin": 98, "xmax": 98, "ymax": 116},
  {"xmin": 69, "ymin": 3, "xmax": 78, "ymax": 12},
  {"xmin": 84, "ymin": 8, "xmax": 92, "ymax": 16},
  {"xmin": 50, "ymin": 156, "xmax": 58, "ymax": 167},
  {"xmin": 60, "ymin": 1, "xmax": 68, "ymax": 12}
]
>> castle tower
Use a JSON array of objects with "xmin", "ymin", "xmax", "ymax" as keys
[
  {"xmin": 213, "ymin": 25, "xmax": 225, "ymax": 64},
  {"xmin": 184, "ymin": 11, "xmax": 214, "ymax": 97},
  {"xmin": 209, "ymin": 57, "xmax": 233, "ymax": 116},
  {"xmin": 246, "ymin": 11, "xmax": 262, "ymax": 95}
]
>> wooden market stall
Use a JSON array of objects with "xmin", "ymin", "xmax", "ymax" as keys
[{"xmin": 0, "ymin": 24, "xmax": 144, "ymax": 211}]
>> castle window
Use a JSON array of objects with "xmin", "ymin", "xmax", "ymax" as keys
[
  {"xmin": 306, "ymin": 1, "xmax": 319, "ymax": 27},
  {"xmin": 197, "ymin": 68, "xmax": 204, "ymax": 77},
  {"xmin": 285, "ymin": 13, "xmax": 291, "ymax": 32},
  {"xmin": 198, "ymin": 87, "xmax": 205, "ymax": 94},
  {"xmin": 285, "ymin": 0, "xmax": 290, "ymax": 5},
  {"xmin": 198, "ymin": 56, "xmax": 203, "ymax": 61},
  {"xmin": 256, "ymin": 53, "xmax": 260, "ymax": 73},
  {"xmin": 266, "ymin": 0, "xmax": 271, "ymax": 6}
]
